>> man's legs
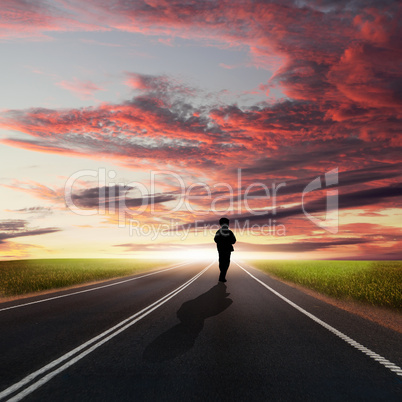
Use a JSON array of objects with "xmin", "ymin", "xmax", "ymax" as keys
[{"xmin": 218, "ymin": 251, "xmax": 231, "ymax": 282}]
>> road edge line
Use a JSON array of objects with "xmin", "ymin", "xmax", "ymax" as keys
[{"xmin": 234, "ymin": 261, "xmax": 402, "ymax": 378}]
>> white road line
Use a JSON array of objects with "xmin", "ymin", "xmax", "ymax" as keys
[
  {"xmin": 234, "ymin": 261, "xmax": 402, "ymax": 378},
  {"xmin": 0, "ymin": 261, "xmax": 214, "ymax": 402},
  {"xmin": 0, "ymin": 261, "xmax": 192, "ymax": 312}
]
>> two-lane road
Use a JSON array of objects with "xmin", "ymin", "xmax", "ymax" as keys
[{"xmin": 0, "ymin": 260, "xmax": 401, "ymax": 401}]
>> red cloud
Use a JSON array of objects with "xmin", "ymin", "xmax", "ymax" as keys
[
  {"xmin": 56, "ymin": 78, "xmax": 104, "ymax": 100},
  {"xmin": 353, "ymin": 8, "xmax": 396, "ymax": 45},
  {"xmin": 0, "ymin": 0, "xmax": 108, "ymax": 40},
  {"xmin": 1, "ymin": 180, "xmax": 65, "ymax": 204},
  {"xmin": 125, "ymin": 73, "xmax": 196, "ymax": 99},
  {"xmin": 327, "ymin": 43, "xmax": 402, "ymax": 110}
]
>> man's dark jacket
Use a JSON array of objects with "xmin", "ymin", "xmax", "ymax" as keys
[{"xmin": 214, "ymin": 225, "xmax": 236, "ymax": 252}]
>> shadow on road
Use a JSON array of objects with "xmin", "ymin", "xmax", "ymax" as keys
[{"xmin": 143, "ymin": 283, "xmax": 233, "ymax": 362}]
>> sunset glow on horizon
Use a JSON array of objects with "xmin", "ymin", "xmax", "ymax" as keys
[{"xmin": 0, "ymin": 0, "xmax": 401, "ymax": 261}]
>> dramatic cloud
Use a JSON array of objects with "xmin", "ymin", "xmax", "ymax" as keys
[
  {"xmin": 242, "ymin": 163, "xmax": 402, "ymax": 199},
  {"xmin": 7, "ymin": 206, "xmax": 53, "ymax": 217},
  {"xmin": 0, "ymin": 219, "xmax": 26, "ymax": 231},
  {"xmin": 0, "ymin": 219, "xmax": 60, "ymax": 244},
  {"xmin": 235, "ymin": 239, "xmax": 371, "ymax": 253},
  {"xmin": 70, "ymin": 184, "xmax": 177, "ymax": 210},
  {"xmin": 125, "ymin": 73, "xmax": 196, "ymax": 98}
]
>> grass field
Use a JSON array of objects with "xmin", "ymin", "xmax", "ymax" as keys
[
  {"xmin": 249, "ymin": 260, "xmax": 402, "ymax": 310},
  {"xmin": 0, "ymin": 259, "xmax": 175, "ymax": 298}
]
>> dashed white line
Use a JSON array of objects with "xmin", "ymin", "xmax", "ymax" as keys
[
  {"xmin": 0, "ymin": 261, "xmax": 213, "ymax": 401},
  {"xmin": 0, "ymin": 261, "xmax": 192, "ymax": 312},
  {"xmin": 234, "ymin": 261, "xmax": 402, "ymax": 378}
]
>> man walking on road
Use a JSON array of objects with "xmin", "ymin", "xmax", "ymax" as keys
[{"xmin": 214, "ymin": 217, "xmax": 236, "ymax": 282}]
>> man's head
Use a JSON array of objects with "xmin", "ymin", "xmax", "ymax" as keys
[{"xmin": 219, "ymin": 217, "xmax": 230, "ymax": 227}]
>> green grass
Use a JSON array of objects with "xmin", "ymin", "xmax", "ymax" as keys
[
  {"xmin": 249, "ymin": 260, "xmax": 402, "ymax": 310},
  {"xmin": 0, "ymin": 259, "xmax": 176, "ymax": 297}
]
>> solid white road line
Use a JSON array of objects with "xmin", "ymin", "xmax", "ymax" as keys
[
  {"xmin": 0, "ymin": 261, "xmax": 214, "ymax": 402},
  {"xmin": 235, "ymin": 261, "xmax": 402, "ymax": 378},
  {"xmin": 0, "ymin": 261, "xmax": 193, "ymax": 312}
]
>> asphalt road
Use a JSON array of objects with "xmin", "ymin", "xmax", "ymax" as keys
[{"xmin": 0, "ymin": 260, "xmax": 401, "ymax": 401}]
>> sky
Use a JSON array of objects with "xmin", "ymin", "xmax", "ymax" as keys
[{"xmin": 0, "ymin": 0, "xmax": 401, "ymax": 261}]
